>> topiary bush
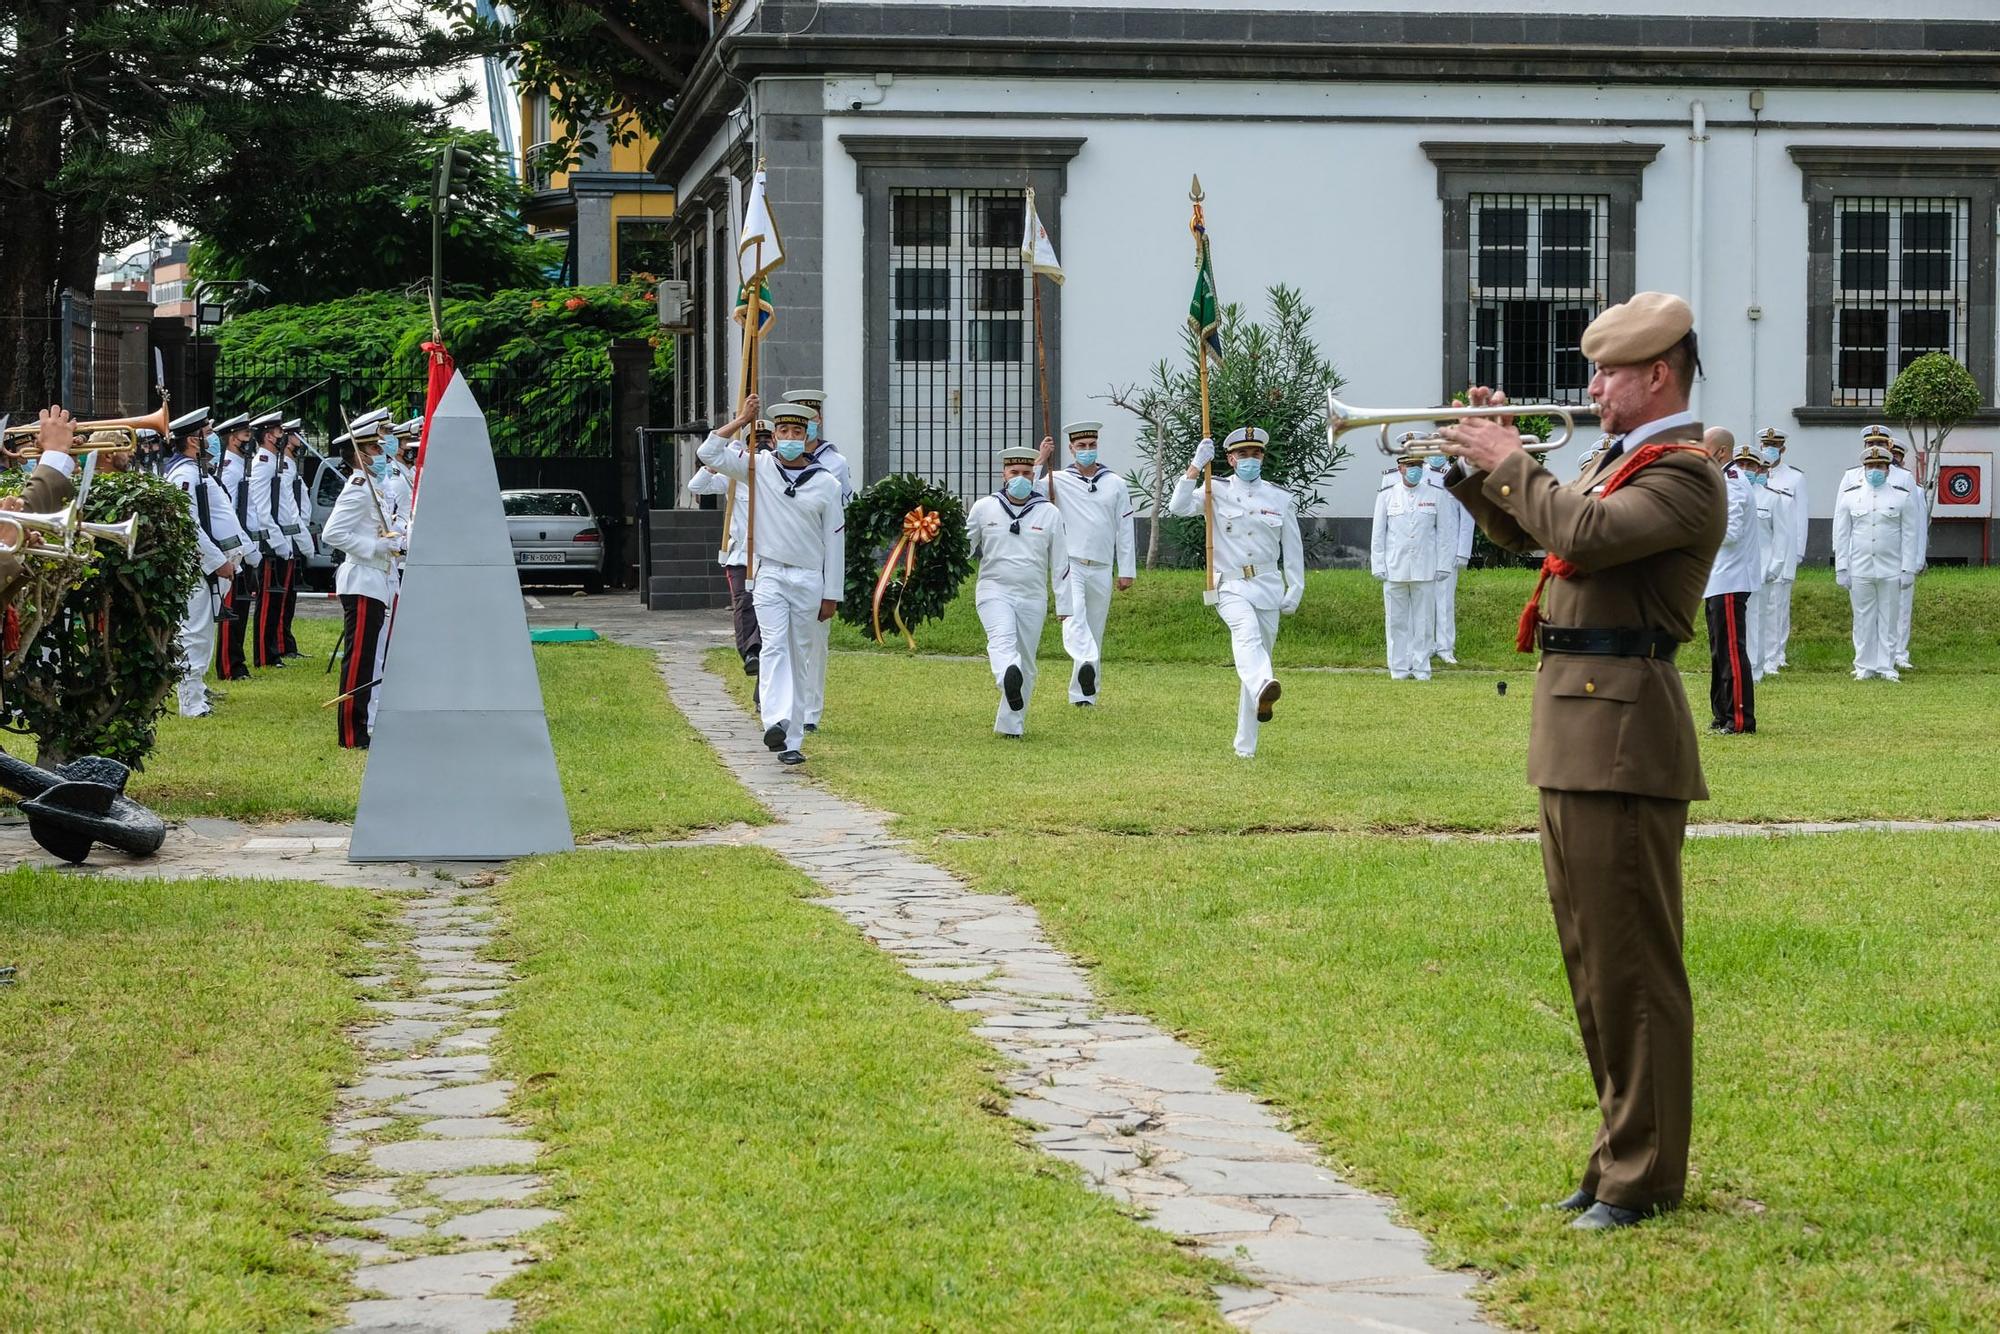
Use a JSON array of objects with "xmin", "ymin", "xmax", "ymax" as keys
[
  {"xmin": 1885, "ymin": 353, "xmax": 1983, "ymax": 489},
  {"xmin": 839, "ymin": 474, "xmax": 971, "ymax": 644},
  {"xmin": 1, "ymin": 471, "xmax": 201, "ymax": 768}
]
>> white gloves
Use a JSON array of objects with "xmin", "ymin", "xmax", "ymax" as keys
[
  {"xmin": 1456, "ymin": 555, "xmax": 1471, "ymax": 569},
  {"xmin": 1899, "ymin": 572, "xmax": 1915, "ymax": 589},
  {"xmin": 1281, "ymin": 592, "xmax": 1301, "ymax": 615},
  {"xmin": 1836, "ymin": 569, "xmax": 1851, "ymax": 589},
  {"xmin": 1191, "ymin": 438, "xmax": 1216, "ymax": 470}
]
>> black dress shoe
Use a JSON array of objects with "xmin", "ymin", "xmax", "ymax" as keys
[
  {"xmin": 804, "ymin": 723, "xmax": 817, "ymax": 734},
  {"xmin": 1003, "ymin": 663, "xmax": 1024, "ymax": 711},
  {"xmin": 762, "ymin": 723, "xmax": 786, "ymax": 751},
  {"xmin": 1256, "ymin": 679, "xmax": 1281, "ymax": 722},
  {"xmin": 1548, "ymin": 1188, "xmax": 1595, "ymax": 1213},
  {"xmin": 1571, "ymin": 1200, "xmax": 1668, "ymax": 1231},
  {"xmin": 1078, "ymin": 662, "xmax": 1097, "ymax": 697},
  {"xmin": 744, "ymin": 657, "xmax": 759, "ymax": 677},
  {"xmin": 778, "ymin": 749, "xmax": 806, "ymax": 766}
]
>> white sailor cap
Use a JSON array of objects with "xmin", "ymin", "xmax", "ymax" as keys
[
  {"xmin": 250, "ymin": 410, "xmax": 282, "ymax": 429},
  {"xmin": 395, "ymin": 416, "xmax": 424, "ymax": 435},
  {"xmin": 351, "ymin": 407, "xmax": 392, "ymax": 431},
  {"xmin": 215, "ymin": 412, "xmax": 250, "ymax": 432},
  {"xmin": 167, "ymin": 406, "xmax": 211, "ymax": 434},
  {"xmin": 1000, "ymin": 446, "xmax": 1040, "ymax": 465},
  {"xmin": 1861, "ymin": 423, "xmax": 1895, "ymax": 444},
  {"xmin": 768, "ymin": 403, "xmax": 818, "ymax": 425},
  {"xmin": 1861, "ymin": 442, "xmax": 1893, "ymax": 465},
  {"xmin": 1223, "ymin": 426, "xmax": 1270, "ymax": 452},
  {"xmin": 781, "ymin": 389, "xmax": 826, "ymax": 406},
  {"xmin": 1757, "ymin": 426, "xmax": 1787, "ymax": 446},
  {"xmin": 349, "ymin": 417, "xmax": 390, "ymax": 443},
  {"xmin": 281, "ymin": 418, "xmax": 303, "ymax": 432},
  {"xmin": 1062, "ymin": 420, "xmax": 1102, "ymax": 439},
  {"xmin": 331, "ymin": 432, "xmax": 352, "ymax": 449},
  {"xmin": 751, "ymin": 418, "xmax": 775, "ymax": 437}
]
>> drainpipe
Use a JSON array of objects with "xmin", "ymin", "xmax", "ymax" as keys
[
  {"xmin": 1746, "ymin": 90, "xmax": 1765, "ymax": 433},
  {"xmin": 1688, "ymin": 100, "xmax": 1708, "ymax": 419}
]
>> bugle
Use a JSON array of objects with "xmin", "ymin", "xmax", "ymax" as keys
[
  {"xmin": 1327, "ymin": 391, "xmax": 1577, "ymax": 455},
  {"xmin": 4, "ymin": 403, "xmax": 172, "ymax": 457},
  {"xmin": 0, "ymin": 504, "xmax": 142, "ymax": 560}
]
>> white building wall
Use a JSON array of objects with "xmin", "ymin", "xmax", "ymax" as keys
[
  {"xmin": 846, "ymin": 0, "xmax": 1994, "ymax": 15},
  {"xmin": 816, "ymin": 74, "xmax": 2000, "ymax": 520}
]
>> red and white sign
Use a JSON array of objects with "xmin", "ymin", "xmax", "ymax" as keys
[{"xmin": 1935, "ymin": 451, "xmax": 1990, "ymax": 519}]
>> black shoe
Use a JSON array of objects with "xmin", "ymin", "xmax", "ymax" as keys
[
  {"xmin": 1078, "ymin": 661, "xmax": 1097, "ymax": 697},
  {"xmin": 1571, "ymin": 1200, "xmax": 1668, "ymax": 1231},
  {"xmin": 778, "ymin": 749, "xmax": 806, "ymax": 766},
  {"xmin": 1003, "ymin": 663, "xmax": 1024, "ymax": 711},
  {"xmin": 744, "ymin": 657, "xmax": 759, "ymax": 677},
  {"xmin": 762, "ymin": 723, "xmax": 786, "ymax": 751},
  {"xmin": 1548, "ymin": 1188, "xmax": 1595, "ymax": 1213},
  {"xmin": 1256, "ymin": 679, "xmax": 1281, "ymax": 723},
  {"xmin": 804, "ymin": 723, "xmax": 817, "ymax": 734}
]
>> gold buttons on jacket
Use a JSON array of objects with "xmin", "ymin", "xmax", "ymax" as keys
[
  {"xmin": 1585, "ymin": 681, "xmax": 1596, "ymax": 693},
  {"xmin": 1500, "ymin": 484, "xmax": 1512, "ymax": 497}
]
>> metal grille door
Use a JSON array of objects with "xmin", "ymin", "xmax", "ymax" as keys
[{"xmin": 888, "ymin": 188, "xmax": 1031, "ymax": 501}]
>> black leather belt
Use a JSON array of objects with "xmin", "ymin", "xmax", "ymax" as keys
[{"xmin": 1539, "ymin": 625, "xmax": 1680, "ymax": 660}]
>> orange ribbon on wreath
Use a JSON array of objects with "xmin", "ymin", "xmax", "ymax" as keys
[{"xmin": 871, "ymin": 506, "xmax": 942, "ymax": 649}]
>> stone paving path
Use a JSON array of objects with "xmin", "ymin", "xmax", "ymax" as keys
[{"xmin": 654, "ymin": 640, "xmax": 1489, "ymax": 1332}]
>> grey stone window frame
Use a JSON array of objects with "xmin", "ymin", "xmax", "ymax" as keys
[
  {"xmin": 1791, "ymin": 145, "xmax": 2000, "ymax": 426},
  {"xmin": 1422, "ymin": 142, "xmax": 1660, "ymax": 408},
  {"xmin": 840, "ymin": 135, "xmax": 1085, "ymax": 484}
]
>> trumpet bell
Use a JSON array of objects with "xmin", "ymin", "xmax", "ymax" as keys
[
  {"xmin": 78, "ymin": 516, "xmax": 141, "ymax": 559},
  {"xmin": 0, "ymin": 507, "xmax": 76, "ymax": 555},
  {"xmin": 1326, "ymin": 391, "xmax": 1578, "ymax": 455}
]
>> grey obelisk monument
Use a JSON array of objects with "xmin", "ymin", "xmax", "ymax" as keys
[{"xmin": 349, "ymin": 372, "xmax": 574, "ymax": 862}]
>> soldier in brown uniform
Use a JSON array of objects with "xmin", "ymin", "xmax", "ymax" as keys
[{"xmin": 1438, "ymin": 293, "xmax": 1725, "ymax": 1231}]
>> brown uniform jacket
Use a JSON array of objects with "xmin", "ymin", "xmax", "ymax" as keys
[
  {"xmin": 0, "ymin": 462, "xmax": 79, "ymax": 595},
  {"xmin": 1448, "ymin": 424, "xmax": 1725, "ymax": 801}
]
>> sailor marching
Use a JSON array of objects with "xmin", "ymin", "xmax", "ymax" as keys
[
  {"xmin": 967, "ymin": 445, "xmax": 1073, "ymax": 738},
  {"xmin": 1037, "ymin": 420, "xmax": 1136, "ymax": 705}
]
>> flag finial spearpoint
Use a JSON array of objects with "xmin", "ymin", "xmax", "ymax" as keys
[{"xmin": 1190, "ymin": 174, "xmax": 1204, "ymax": 202}]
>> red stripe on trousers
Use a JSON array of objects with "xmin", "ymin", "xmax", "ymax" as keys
[
  {"xmin": 340, "ymin": 598, "xmax": 370, "ymax": 748},
  {"xmin": 1724, "ymin": 593, "xmax": 1745, "ymax": 732},
  {"xmin": 256, "ymin": 560, "xmax": 277, "ymax": 665}
]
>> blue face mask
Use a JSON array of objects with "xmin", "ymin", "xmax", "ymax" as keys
[
  {"xmin": 1761, "ymin": 444, "xmax": 1782, "ymax": 465},
  {"xmin": 1005, "ymin": 475, "xmax": 1035, "ymax": 501},
  {"xmin": 1233, "ymin": 458, "xmax": 1262, "ymax": 484},
  {"xmin": 775, "ymin": 439, "xmax": 806, "ymax": 462},
  {"xmin": 205, "ymin": 432, "xmax": 222, "ymax": 460},
  {"xmin": 1402, "ymin": 465, "xmax": 1425, "ymax": 486},
  {"xmin": 1074, "ymin": 448, "xmax": 1098, "ymax": 468},
  {"xmin": 1865, "ymin": 467, "xmax": 1888, "ymax": 487},
  {"xmin": 806, "ymin": 421, "xmax": 820, "ymax": 442},
  {"xmin": 1749, "ymin": 470, "xmax": 1767, "ymax": 487},
  {"xmin": 1427, "ymin": 454, "xmax": 1448, "ymax": 470},
  {"xmin": 367, "ymin": 455, "xmax": 389, "ymax": 481}
]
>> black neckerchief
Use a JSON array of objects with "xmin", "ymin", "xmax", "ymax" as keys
[
  {"xmin": 776, "ymin": 461, "xmax": 827, "ymax": 497},
  {"xmin": 1063, "ymin": 464, "xmax": 1104, "ymax": 493},
  {"xmin": 995, "ymin": 491, "xmax": 1045, "ymax": 534}
]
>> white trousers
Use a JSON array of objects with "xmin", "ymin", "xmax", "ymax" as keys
[
  {"xmin": 176, "ymin": 578, "xmax": 217, "ymax": 715},
  {"xmin": 1432, "ymin": 566, "xmax": 1459, "ymax": 657},
  {"xmin": 1760, "ymin": 576, "xmax": 1794, "ymax": 673},
  {"xmin": 1217, "ymin": 591, "xmax": 1280, "ymax": 757},
  {"xmin": 1383, "ymin": 580, "xmax": 1434, "ymax": 679},
  {"xmin": 1064, "ymin": 562, "xmax": 1112, "ymax": 702},
  {"xmin": 1849, "ymin": 577, "xmax": 1898, "ymax": 678},
  {"xmin": 976, "ymin": 583, "xmax": 1046, "ymax": 736},
  {"xmin": 1896, "ymin": 575, "xmax": 1916, "ymax": 664},
  {"xmin": 367, "ymin": 606, "xmax": 391, "ymax": 732},
  {"xmin": 1743, "ymin": 589, "xmax": 1765, "ymax": 683},
  {"xmin": 802, "ymin": 613, "xmax": 830, "ymax": 725},
  {"xmin": 752, "ymin": 563, "xmax": 823, "ymax": 751}
]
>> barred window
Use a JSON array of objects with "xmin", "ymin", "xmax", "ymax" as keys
[
  {"xmin": 1832, "ymin": 197, "xmax": 1969, "ymax": 405},
  {"xmin": 1467, "ymin": 194, "xmax": 1607, "ymax": 405}
]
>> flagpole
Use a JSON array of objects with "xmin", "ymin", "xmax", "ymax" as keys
[
  {"xmin": 1192, "ymin": 177, "xmax": 1217, "ymax": 605},
  {"xmin": 1027, "ymin": 189, "xmax": 1052, "ymax": 447},
  {"xmin": 740, "ymin": 240, "xmax": 763, "ymax": 586}
]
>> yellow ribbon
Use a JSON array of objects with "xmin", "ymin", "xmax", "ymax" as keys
[{"xmin": 871, "ymin": 506, "xmax": 941, "ymax": 650}]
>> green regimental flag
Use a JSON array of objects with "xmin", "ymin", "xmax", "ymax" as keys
[
  {"xmin": 1188, "ymin": 200, "xmax": 1223, "ymax": 367},
  {"xmin": 732, "ymin": 281, "xmax": 774, "ymax": 334}
]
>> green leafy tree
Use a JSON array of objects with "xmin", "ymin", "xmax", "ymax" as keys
[
  {"xmin": 191, "ymin": 132, "xmax": 559, "ymax": 306},
  {"xmin": 1885, "ymin": 352, "xmax": 1983, "ymax": 502},
  {"xmin": 0, "ymin": 0, "xmax": 494, "ymax": 409},
  {"xmin": 1103, "ymin": 285, "xmax": 1347, "ymax": 567}
]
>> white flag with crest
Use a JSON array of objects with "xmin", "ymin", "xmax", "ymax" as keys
[
  {"xmin": 1021, "ymin": 187, "xmax": 1063, "ymax": 285},
  {"xmin": 739, "ymin": 167, "xmax": 785, "ymax": 283}
]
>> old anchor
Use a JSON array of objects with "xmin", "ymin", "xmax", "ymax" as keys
[{"xmin": 0, "ymin": 751, "xmax": 166, "ymax": 864}]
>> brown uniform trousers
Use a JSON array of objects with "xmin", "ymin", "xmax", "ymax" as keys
[{"xmin": 1450, "ymin": 428, "xmax": 1724, "ymax": 1211}]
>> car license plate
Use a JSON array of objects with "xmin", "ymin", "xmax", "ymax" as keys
[{"xmin": 517, "ymin": 552, "xmax": 565, "ymax": 564}]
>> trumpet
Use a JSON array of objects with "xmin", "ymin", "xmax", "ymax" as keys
[
  {"xmin": 1327, "ymin": 392, "xmax": 1578, "ymax": 455},
  {"xmin": 0, "ymin": 504, "xmax": 142, "ymax": 559},
  {"xmin": 4, "ymin": 404, "xmax": 172, "ymax": 458}
]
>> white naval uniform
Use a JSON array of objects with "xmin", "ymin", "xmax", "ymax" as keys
[
  {"xmin": 323, "ymin": 468, "xmax": 404, "ymax": 729},
  {"xmin": 697, "ymin": 434, "xmax": 845, "ymax": 752},
  {"xmin": 1764, "ymin": 460, "xmax": 1807, "ymax": 670},
  {"xmin": 279, "ymin": 453, "xmax": 315, "ymax": 558},
  {"xmin": 1833, "ymin": 474, "xmax": 1923, "ymax": 680},
  {"xmin": 1371, "ymin": 477, "xmax": 1449, "ymax": 680},
  {"xmin": 1168, "ymin": 472, "xmax": 1304, "ymax": 757},
  {"xmin": 800, "ymin": 440, "xmax": 854, "ymax": 729},
  {"xmin": 1840, "ymin": 463, "xmax": 1924, "ymax": 666},
  {"xmin": 250, "ymin": 447, "xmax": 295, "ymax": 562},
  {"xmin": 1428, "ymin": 466, "xmax": 1475, "ymax": 661},
  {"xmin": 217, "ymin": 451, "xmax": 262, "ymax": 570},
  {"xmin": 165, "ymin": 456, "xmax": 244, "ymax": 716},
  {"xmin": 1044, "ymin": 463, "xmax": 1136, "ymax": 703},
  {"xmin": 966, "ymin": 491, "xmax": 1070, "ymax": 737},
  {"xmin": 1749, "ymin": 481, "xmax": 1789, "ymax": 682}
]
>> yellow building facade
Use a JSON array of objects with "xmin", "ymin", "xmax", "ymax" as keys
[{"xmin": 520, "ymin": 92, "xmax": 676, "ymax": 286}]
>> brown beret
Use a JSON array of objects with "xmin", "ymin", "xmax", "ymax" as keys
[{"xmin": 1579, "ymin": 292, "xmax": 1695, "ymax": 366}]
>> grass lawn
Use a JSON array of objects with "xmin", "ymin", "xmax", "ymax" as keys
[
  {"xmin": 833, "ymin": 566, "xmax": 2000, "ymax": 674},
  {"xmin": 717, "ymin": 650, "xmax": 2000, "ymax": 836},
  {"xmin": 128, "ymin": 620, "xmax": 762, "ymax": 839},
  {"xmin": 0, "ymin": 870, "xmax": 381, "ymax": 1330},
  {"xmin": 933, "ymin": 831, "xmax": 2000, "ymax": 1331},
  {"xmin": 494, "ymin": 847, "xmax": 1227, "ymax": 1330}
]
